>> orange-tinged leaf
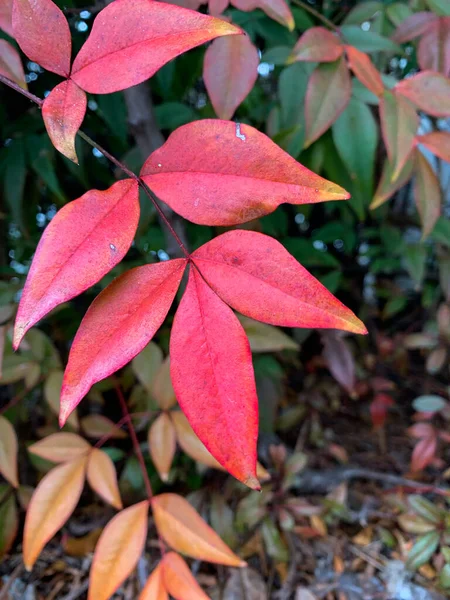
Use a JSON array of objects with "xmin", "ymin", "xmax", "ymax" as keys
[
  {"xmin": 162, "ymin": 552, "xmax": 209, "ymax": 600},
  {"xmin": 12, "ymin": 0, "xmax": 71, "ymax": 77},
  {"xmin": 417, "ymin": 131, "xmax": 450, "ymax": 163},
  {"xmin": 59, "ymin": 260, "xmax": 186, "ymax": 426},
  {"xmin": 370, "ymin": 156, "xmax": 415, "ymax": 210},
  {"xmin": 204, "ymin": 34, "xmax": 259, "ymax": 120},
  {"xmin": 171, "ymin": 410, "xmax": 222, "ymax": 470},
  {"xmin": 392, "ymin": 11, "xmax": 438, "ymax": 43},
  {"xmin": 86, "ymin": 448, "xmax": 122, "ymax": 510},
  {"xmin": 289, "ymin": 27, "xmax": 343, "ymax": 63},
  {"xmin": 379, "ymin": 90, "xmax": 418, "ymax": 181},
  {"xmin": 232, "ymin": 0, "xmax": 294, "ymax": 30},
  {"xmin": 170, "ymin": 268, "xmax": 259, "ymax": 489},
  {"xmin": 304, "ymin": 57, "xmax": 351, "ymax": 147},
  {"xmin": 23, "ymin": 456, "xmax": 87, "ymax": 570},
  {"xmin": 153, "ymin": 493, "xmax": 245, "ymax": 566},
  {"xmin": 0, "ymin": 416, "xmax": 18, "ymax": 488},
  {"xmin": 42, "ymin": 80, "xmax": 87, "ymax": 164},
  {"xmin": 28, "ymin": 433, "xmax": 91, "ymax": 463},
  {"xmin": 414, "ymin": 150, "xmax": 441, "ymax": 238},
  {"xmin": 139, "ymin": 563, "xmax": 168, "ymax": 600},
  {"xmin": 0, "ymin": 39, "xmax": 27, "ymax": 90},
  {"xmin": 152, "ymin": 357, "xmax": 177, "ymax": 410},
  {"xmin": 88, "ymin": 501, "xmax": 149, "ymax": 600},
  {"xmin": 395, "ymin": 71, "xmax": 450, "ymax": 117},
  {"xmin": 345, "ymin": 45, "xmax": 383, "ymax": 96},
  {"xmin": 71, "ymin": 0, "xmax": 242, "ymax": 94},
  {"xmin": 141, "ymin": 120, "xmax": 350, "ymax": 227},
  {"xmin": 0, "ymin": 0, "xmax": 13, "ymax": 36},
  {"xmin": 148, "ymin": 413, "xmax": 176, "ymax": 482},
  {"xmin": 81, "ymin": 415, "xmax": 127, "ymax": 440},
  {"xmin": 13, "ymin": 179, "xmax": 140, "ymax": 350},
  {"xmin": 192, "ymin": 230, "xmax": 366, "ymax": 334}
]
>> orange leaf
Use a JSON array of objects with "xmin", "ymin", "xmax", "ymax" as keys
[
  {"xmin": 161, "ymin": 552, "xmax": 209, "ymax": 600},
  {"xmin": 345, "ymin": 45, "xmax": 383, "ymax": 96},
  {"xmin": 0, "ymin": 416, "xmax": 18, "ymax": 488},
  {"xmin": 395, "ymin": 71, "xmax": 450, "ymax": 117},
  {"xmin": 152, "ymin": 493, "xmax": 245, "ymax": 566},
  {"xmin": 139, "ymin": 563, "xmax": 168, "ymax": 600},
  {"xmin": 81, "ymin": 415, "xmax": 127, "ymax": 440},
  {"xmin": 88, "ymin": 501, "xmax": 149, "ymax": 600},
  {"xmin": 0, "ymin": 39, "xmax": 27, "ymax": 90},
  {"xmin": 171, "ymin": 410, "xmax": 222, "ymax": 470},
  {"xmin": 42, "ymin": 80, "xmax": 87, "ymax": 163},
  {"xmin": 23, "ymin": 456, "xmax": 87, "ymax": 570},
  {"xmin": 28, "ymin": 433, "xmax": 91, "ymax": 463},
  {"xmin": 289, "ymin": 27, "xmax": 343, "ymax": 63},
  {"xmin": 414, "ymin": 150, "xmax": 441, "ymax": 238},
  {"xmin": 152, "ymin": 357, "xmax": 177, "ymax": 410},
  {"xmin": 148, "ymin": 413, "xmax": 176, "ymax": 482},
  {"xmin": 86, "ymin": 448, "xmax": 122, "ymax": 510},
  {"xmin": 417, "ymin": 131, "xmax": 450, "ymax": 163}
]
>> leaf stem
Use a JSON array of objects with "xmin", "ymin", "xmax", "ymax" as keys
[
  {"xmin": 290, "ymin": 0, "xmax": 340, "ymax": 33},
  {"xmin": 94, "ymin": 411, "xmax": 155, "ymax": 449},
  {"xmin": 0, "ymin": 74, "xmax": 189, "ymax": 259}
]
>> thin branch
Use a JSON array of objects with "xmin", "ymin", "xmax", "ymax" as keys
[
  {"xmin": 290, "ymin": 0, "xmax": 341, "ymax": 33},
  {"xmin": 94, "ymin": 411, "xmax": 155, "ymax": 449},
  {"xmin": 0, "ymin": 73, "xmax": 43, "ymax": 105}
]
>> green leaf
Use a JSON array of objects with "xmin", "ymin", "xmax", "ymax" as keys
[
  {"xmin": 279, "ymin": 63, "xmax": 312, "ymax": 130},
  {"xmin": 341, "ymin": 25, "xmax": 402, "ymax": 53},
  {"xmin": 154, "ymin": 102, "xmax": 198, "ymax": 131},
  {"xmin": 406, "ymin": 531, "xmax": 440, "ymax": 570},
  {"xmin": 261, "ymin": 46, "xmax": 291, "ymax": 65},
  {"xmin": 261, "ymin": 518, "xmax": 289, "ymax": 562},
  {"xmin": 425, "ymin": 0, "xmax": 450, "ymax": 16},
  {"xmin": 439, "ymin": 564, "xmax": 450, "ymax": 588},
  {"xmin": 386, "ymin": 3, "xmax": 413, "ymax": 26},
  {"xmin": 408, "ymin": 495, "xmax": 443, "ymax": 524},
  {"xmin": 431, "ymin": 218, "xmax": 450, "ymax": 248},
  {"xmin": 312, "ymin": 222, "xmax": 357, "ymax": 253},
  {"xmin": 332, "ymin": 97, "xmax": 378, "ymax": 220},
  {"xmin": 412, "ymin": 395, "xmax": 447, "ymax": 414},
  {"xmin": 403, "ymin": 244, "xmax": 428, "ymax": 289},
  {"xmin": 0, "ymin": 491, "xmax": 18, "ymax": 559},
  {"xmin": 2, "ymin": 139, "xmax": 26, "ymax": 230},
  {"xmin": 342, "ymin": 1, "xmax": 383, "ymax": 25},
  {"xmin": 284, "ymin": 238, "xmax": 340, "ymax": 268},
  {"xmin": 352, "ymin": 78, "xmax": 379, "ymax": 105},
  {"xmin": 441, "ymin": 546, "xmax": 450, "ymax": 563},
  {"xmin": 27, "ymin": 136, "xmax": 66, "ymax": 204},
  {"xmin": 96, "ymin": 93, "xmax": 128, "ymax": 144}
]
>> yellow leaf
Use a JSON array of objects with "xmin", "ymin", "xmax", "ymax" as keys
[
  {"xmin": 28, "ymin": 432, "xmax": 91, "ymax": 463},
  {"xmin": 152, "ymin": 493, "xmax": 245, "ymax": 567},
  {"xmin": 161, "ymin": 552, "xmax": 209, "ymax": 600},
  {"xmin": 86, "ymin": 448, "xmax": 122, "ymax": 510},
  {"xmin": 148, "ymin": 413, "xmax": 176, "ymax": 482},
  {"xmin": 152, "ymin": 357, "xmax": 177, "ymax": 410},
  {"xmin": 0, "ymin": 416, "xmax": 18, "ymax": 488},
  {"xmin": 23, "ymin": 456, "xmax": 87, "ymax": 570},
  {"xmin": 132, "ymin": 341, "xmax": 163, "ymax": 393},
  {"xmin": 238, "ymin": 315, "xmax": 299, "ymax": 352},
  {"xmin": 139, "ymin": 563, "xmax": 168, "ymax": 600},
  {"xmin": 171, "ymin": 411, "xmax": 222, "ymax": 470},
  {"xmin": 81, "ymin": 414, "xmax": 127, "ymax": 439},
  {"xmin": 88, "ymin": 501, "xmax": 149, "ymax": 600}
]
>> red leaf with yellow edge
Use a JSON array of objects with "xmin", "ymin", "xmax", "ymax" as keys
[
  {"xmin": 232, "ymin": 0, "xmax": 294, "ymax": 30},
  {"xmin": 153, "ymin": 493, "xmax": 245, "ymax": 566},
  {"xmin": 141, "ymin": 120, "xmax": 350, "ymax": 226},
  {"xmin": 288, "ymin": 27, "xmax": 343, "ymax": 63},
  {"xmin": 88, "ymin": 501, "xmax": 149, "ymax": 600},
  {"xmin": 12, "ymin": 0, "xmax": 71, "ymax": 77},
  {"xmin": 204, "ymin": 34, "xmax": 259, "ymax": 120},
  {"xmin": 379, "ymin": 90, "xmax": 418, "ymax": 182},
  {"xmin": 81, "ymin": 415, "xmax": 127, "ymax": 440},
  {"xmin": 0, "ymin": 0, "xmax": 13, "ymax": 37},
  {"xmin": 395, "ymin": 71, "xmax": 450, "ymax": 117},
  {"xmin": 71, "ymin": 0, "xmax": 241, "ymax": 94},
  {"xmin": 152, "ymin": 357, "xmax": 177, "ymax": 410},
  {"xmin": 59, "ymin": 259, "xmax": 186, "ymax": 426},
  {"xmin": 13, "ymin": 179, "xmax": 140, "ymax": 350},
  {"xmin": 370, "ymin": 156, "xmax": 415, "ymax": 210},
  {"xmin": 148, "ymin": 413, "xmax": 177, "ymax": 482},
  {"xmin": 170, "ymin": 267, "xmax": 259, "ymax": 489},
  {"xmin": 162, "ymin": 552, "xmax": 209, "ymax": 600},
  {"xmin": 0, "ymin": 39, "xmax": 27, "ymax": 90},
  {"xmin": 414, "ymin": 150, "xmax": 441, "ymax": 238},
  {"xmin": 417, "ymin": 131, "xmax": 450, "ymax": 163},
  {"xmin": 86, "ymin": 448, "xmax": 122, "ymax": 510},
  {"xmin": 192, "ymin": 230, "xmax": 366, "ymax": 334},
  {"xmin": 418, "ymin": 17, "xmax": 450, "ymax": 76},
  {"xmin": 391, "ymin": 11, "xmax": 438, "ymax": 43},
  {"xmin": 42, "ymin": 81, "xmax": 87, "ymax": 164},
  {"xmin": 345, "ymin": 45, "xmax": 383, "ymax": 97},
  {"xmin": 304, "ymin": 57, "xmax": 351, "ymax": 148},
  {"xmin": 23, "ymin": 456, "xmax": 87, "ymax": 570},
  {"xmin": 0, "ymin": 416, "xmax": 18, "ymax": 488},
  {"xmin": 28, "ymin": 433, "xmax": 91, "ymax": 463},
  {"xmin": 139, "ymin": 563, "xmax": 168, "ymax": 600}
]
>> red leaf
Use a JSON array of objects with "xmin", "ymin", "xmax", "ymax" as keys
[
  {"xmin": 304, "ymin": 57, "xmax": 351, "ymax": 148},
  {"xmin": 414, "ymin": 149, "xmax": 441, "ymax": 238},
  {"xmin": 0, "ymin": 0, "xmax": 13, "ymax": 37},
  {"xmin": 391, "ymin": 11, "xmax": 438, "ymax": 43},
  {"xmin": 71, "ymin": 0, "xmax": 241, "ymax": 94},
  {"xmin": 408, "ymin": 422, "xmax": 435, "ymax": 439},
  {"xmin": 0, "ymin": 39, "xmax": 27, "ymax": 90},
  {"xmin": 13, "ymin": 180, "xmax": 140, "ymax": 349},
  {"xmin": 231, "ymin": 0, "xmax": 294, "ymax": 30},
  {"xmin": 12, "ymin": 0, "xmax": 71, "ymax": 77},
  {"xmin": 379, "ymin": 90, "xmax": 418, "ymax": 181},
  {"xmin": 289, "ymin": 27, "xmax": 343, "ymax": 63},
  {"xmin": 345, "ymin": 45, "xmax": 383, "ymax": 97},
  {"xmin": 321, "ymin": 331, "xmax": 355, "ymax": 394},
  {"xmin": 370, "ymin": 393, "xmax": 394, "ymax": 428},
  {"xmin": 192, "ymin": 230, "xmax": 366, "ymax": 333},
  {"xmin": 203, "ymin": 34, "xmax": 259, "ymax": 120},
  {"xmin": 411, "ymin": 435, "xmax": 437, "ymax": 472},
  {"xmin": 417, "ymin": 131, "xmax": 450, "ymax": 163},
  {"xmin": 141, "ymin": 120, "xmax": 350, "ymax": 226},
  {"xmin": 170, "ymin": 267, "xmax": 259, "ymax": 489},
  {"xmin": 59, "ymin": 260, "xmax": 186, "ymax": 425},
  {"xmin": 42, "ymin": 81, "xmax": 87, "ymax": 164},
  {"xmin": 418, "ymin": 17, "xmax": 450, "ymax": 76},
  {"xmin": 395, "ymin": 71, "xmax": 450, "ymax": 117}
]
